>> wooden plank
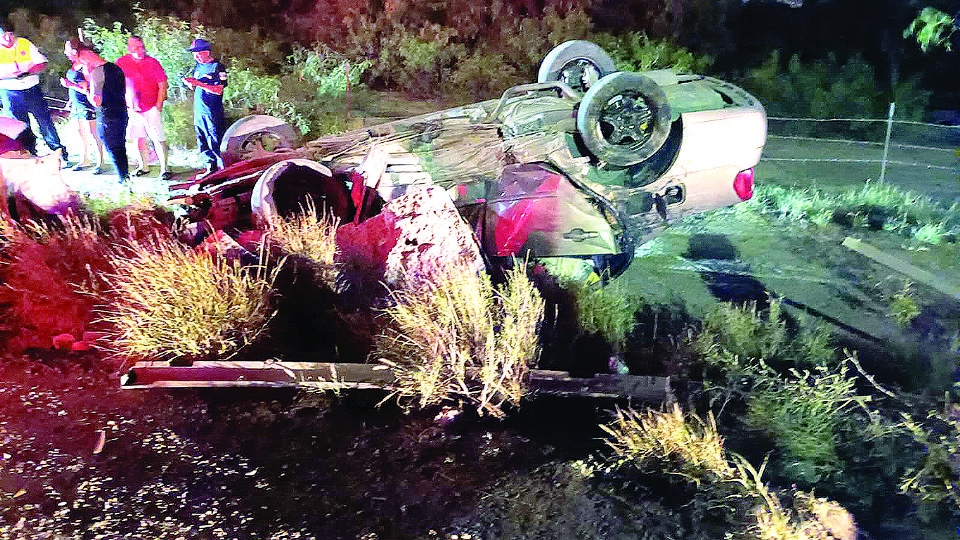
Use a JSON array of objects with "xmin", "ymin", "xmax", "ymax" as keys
[
  {"xmin": 528, "ymin": 370, "xmax": 671, "ymax": 401},
  {"xmin": 121, "ymin": 361, "xmax": 669, "ymax": 402},
  {"xmin": 842, "ymin": 237, "xmax": 960, "ymax": 300},
  {"xmin": 121, "ymin": 361, "xmax": 395, "ymax": 388}
]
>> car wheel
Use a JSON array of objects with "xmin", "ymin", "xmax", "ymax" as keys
[
  {"xmin": 251, "ymin": 159, "xmax": 354, "ymax": 226},
  {"xmin": 537, "ymin": 40, "xmax": 616, "ymax": 94},
  {"xmin": 220, "ymin": 115, "xmax": 301, "ymax": 167},
  {"xmin": 576, "ymin": 72, "xmax": 672, "ymax": 167}
]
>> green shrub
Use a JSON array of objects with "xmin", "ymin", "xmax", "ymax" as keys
[
  {"xmin": 889, "ymin": 281, "xmax": 922, "ymax": 326},
  {"xmin": 696, "ymin": 299, "xmax": 789, "ymax": 368},
  {"xmin": 593, "ymin": 32, "xmax": 713, "ymax": 74},
  {"xmin": 747, "ymin": 363, "xmax": 865, "ymax": 483},
  {"xmin": 288, "ymin": 44, "xmax": 372, "ymax": 96},
  {"xmin": 80, "ymin": 19, "xmax": 133, "ymax": 62},
  {"xmin": 160, "ymin": 99, "xmax": 195, "ymax": 150},
  {"xmin": 562, "ymin": 279, "xmax": 636, "ymax": 353},
  {"xmin": 742, "ymin": 51, "xmax": 930, "ymax": 139},
  {"xmin": 694, "ymin": 299, "xmax": 836, "ymax": 423},
  {"xmin": 900, "ymin": 396, "xmax": 960, "ymax": 517},
  {"xmin": 343, "ymin": 5, "xmax": 591, "ymax": 98},
  {"xmin": 203, "ymin": 26, "xmax": 286, "ymax": 75},
  {"xmin": 223, "ymin": 68, "xmax": 304, "ymax": 131},
  {"xmin": 446, "ymin": 51, "xmax": 522, "ymax": 102},
  {"xmin": 494, "ymin": 6, "xmax": 593, "ymax": 81}
]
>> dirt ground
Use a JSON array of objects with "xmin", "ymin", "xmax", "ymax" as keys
[{"xmin": 1, "ymin": 351, "xmax": 723, "ymax": 540}]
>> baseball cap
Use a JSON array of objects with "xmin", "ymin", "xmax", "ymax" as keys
[{"xmin": 186, "ymin": 38, "xmax": 211, "ymax": 52}]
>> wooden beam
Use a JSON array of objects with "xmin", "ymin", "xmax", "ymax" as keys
[
  {"xmin": 121, "ymin": 361, "xmax": 670, "ymax": 402},
  {"xmin": 842, "ymin": 237, "xmax": 960, "ymax": 300}
]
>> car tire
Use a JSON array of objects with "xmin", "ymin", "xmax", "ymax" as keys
[
  {"xmin": 220, "ymin": 115, "xmax": 301, "ymax": 167},
  {"xmin": 537, "ymin": 40, "xmax": 616, "ymax": 94},
  {"xmin": 576, "ymin": 72, "xmax": 672, "ymax": 167},
  {"xmin": 251, "ymin": 159, "xmax": 354, "ymax": 226}
]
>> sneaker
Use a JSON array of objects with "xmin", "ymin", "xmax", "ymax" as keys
[
  {"xmin": 133, "ymin": 168, "xmax": 150, "ymax": 177},
  {"xmin": 71, "ymin": 163, "xmax": 91, "ymax": 171},
  {"xmin": 161, "ymin": 171, "xmax": 175, "ymax": 181},
  {"xmin": 92, "ymin": 166, "xmax": 106, "ymax": 175}
]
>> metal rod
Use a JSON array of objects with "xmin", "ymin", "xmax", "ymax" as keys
[{"xmin": 879, "ymin": 102, "xmax": 895, "ymax": 182}]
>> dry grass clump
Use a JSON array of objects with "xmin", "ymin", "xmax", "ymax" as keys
[
  {"xmin": 602, "ymin": 404, "xmax": 732, "ymax": 483},
  {"xmin": 602, "ymin": 405, "xmax": 857, "ymax": 540},
  {"xmin": 106, "ymin": 202, "xmax": 176, "ymax": 246},
  {"xmin": 264, "ymin": 202, "xmax": 340, "ymax": 285},
  {"xmin": 103, "ymin": 239, "xmax": 277, "ymax": 362},
  {"xmin": 376, "ymin": 261, "xmax": 544, "ymax": 417},
  {"xmin": 0, "ymin": 214, "xmax": 115, "ymax": 352}
]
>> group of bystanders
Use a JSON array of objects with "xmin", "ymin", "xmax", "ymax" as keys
[{"xmin": 0, "ymin": 20, "xmax": 227, "ymax": 188}]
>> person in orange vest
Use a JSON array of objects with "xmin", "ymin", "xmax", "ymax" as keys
[{"xmin": 0, "ymin": 22, "xmax": 66, "ymax": 162}]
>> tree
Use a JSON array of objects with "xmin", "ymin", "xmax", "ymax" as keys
[{"xmin": 904, "ymin": 6, "xmax": 957, "ymax": 52}]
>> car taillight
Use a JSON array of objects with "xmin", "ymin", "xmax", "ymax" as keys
[{"xmin": 734, "ymin": 168, "xmax": 754, "ymax": 201}]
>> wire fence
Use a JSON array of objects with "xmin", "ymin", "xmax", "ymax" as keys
[{"xmin": 760, "ymin": 109, "xmax": 960, "ymax": 205}]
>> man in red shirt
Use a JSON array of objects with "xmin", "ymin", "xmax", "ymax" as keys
[{"xmin": 116, "ymin": 35, "xmax": 171, "ymax": 180}]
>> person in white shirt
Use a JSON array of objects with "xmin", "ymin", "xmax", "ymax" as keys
[{"xmin": 0, "ymin": 23, "xmax": 66, "ymax": 162}]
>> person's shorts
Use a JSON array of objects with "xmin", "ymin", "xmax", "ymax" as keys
[
  {"xmin": 70, "ymin": 103, "xmax": 95, "ymax": 121},
  {"xmin": 126, "ymin": 106, "xmax": 166, "ymax": 142}
]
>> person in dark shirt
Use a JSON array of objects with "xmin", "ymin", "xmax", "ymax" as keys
[
  {"xmin": 59, "ymin": 62, "xmax": 104, "ymax": 172},
  {"xmin": 182, "ymin": 38, "xmax": 227, "ymax": 176},
  {"xmin": 64, "ymin": 38, "xmax": 129, "ymax": 184}
]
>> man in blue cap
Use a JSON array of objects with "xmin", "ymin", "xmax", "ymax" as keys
[{"xmin": 183, "ymin": 38, "xmax": 226, "ymax": 176}]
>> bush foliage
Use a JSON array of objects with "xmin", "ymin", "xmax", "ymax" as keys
[
  {"xmin": 900, "ymin": 395, "xmax": 960, "ymax": 517},
  {"xmin": 78, "ymin": 8, "xmax": 371, "ymax": 143},
  {"xmin": 742, "ymin": 51, "xmax": 930, "ymax": 139}
]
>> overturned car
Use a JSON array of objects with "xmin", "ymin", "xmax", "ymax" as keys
[{"xmin": 172, "ymin": 41, "xmax": 767, "ymax": 281}]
